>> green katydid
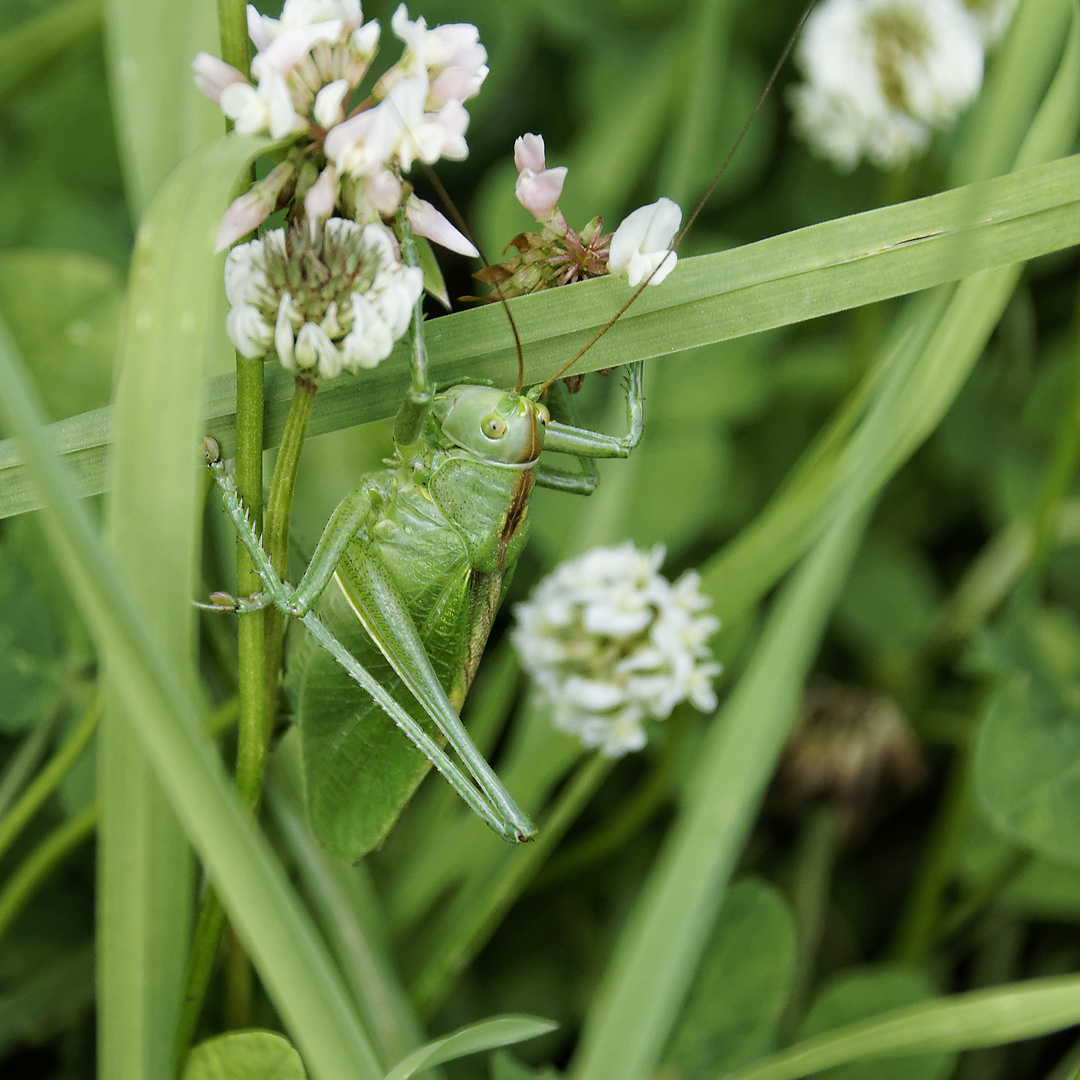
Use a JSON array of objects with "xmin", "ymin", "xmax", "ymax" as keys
[{"xmin": 205, "ymin": 296, "xmax": 645, "ymax": 860}]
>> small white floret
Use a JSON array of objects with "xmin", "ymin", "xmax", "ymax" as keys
[
  {"xmin": 512, "ymin": 542, "xmax": 721, "ymax": 757},
  {"xmin": 607, "ymin": 198, "xmax": 682, "ymax": 287}
]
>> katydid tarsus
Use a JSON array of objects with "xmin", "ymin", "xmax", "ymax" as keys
[{"xmin": 204, "ymin": 3, "xmax": 817, "ymax": 861}]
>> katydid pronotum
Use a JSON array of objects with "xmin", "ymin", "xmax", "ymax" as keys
[{"xmin": 203, "ymin": 4, "xmax": 817, "ymax": 862}]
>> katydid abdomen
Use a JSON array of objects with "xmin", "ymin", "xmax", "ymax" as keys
[{"xmin": 287, "ymin": 400, "xmax": 538, "ymax": 861}]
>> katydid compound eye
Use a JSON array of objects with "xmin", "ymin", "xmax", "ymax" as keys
[
  {"xmin": 537, "ymin": 406, "xmax": 550, "ymax": 426},
  {"xmin": 482, "ymin": 414, "xmax": 507, "ymax": 439}
]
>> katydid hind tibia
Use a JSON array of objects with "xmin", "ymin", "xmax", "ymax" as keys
[{"xmin": 207, "ymin": 357, "xmax": 645, "ymax": 861}]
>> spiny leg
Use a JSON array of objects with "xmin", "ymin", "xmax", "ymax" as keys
[
  {"xmin": 202, "ymin": 437, "xmax": 532, "ymax": 842},
  {"xmin": 534, "ymin": 360, "xmax": 645, "ymax": 494}
]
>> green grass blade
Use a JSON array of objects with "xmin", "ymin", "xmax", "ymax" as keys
[
  {"xmin": 569, "ymin": 436, "xmax": 875, "ymax": 1080},
  {"xmin": 384, "ymin": 1016, "xmax": 558, "ymax": 1080},
  {"xmin": 102, "ymin": 0, "xmax": 220, "ymax": 217},
  {"xmin": 724, "ymin": 975, "xmax": 1080, "ymax": 1080},
  {"xmin": 2, "ymin": 151, "xmax": 1079, "ymax": 519},
  {"xmin": 0, "ymin": 313, "xmax": 382, "ymax": 1080},
  {"xmin": 98, "ymin": 131, "xmax": 270, "ymax": 1080}
]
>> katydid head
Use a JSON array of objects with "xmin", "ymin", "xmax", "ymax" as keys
[{"xmin": 432, "ymin": 384, "xmax": 549, "ymax": 464}]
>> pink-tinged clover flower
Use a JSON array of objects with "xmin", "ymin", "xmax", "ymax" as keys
[
  {"xmin": 195, "ymin": 2, "xmax": 488, "ymax": 258},
  {"xmin": 513, "ymin": 133, "xmax": 567, "ymax": 222},
  {"xmin": 606, "ymin": 198, "xmax": 682, "ymax": 287},
  {"xmin": 379, "ymin": 3, "xmax": 488, "ymax": 108}
]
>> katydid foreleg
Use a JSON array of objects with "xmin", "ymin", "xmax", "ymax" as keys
[{"xmin": 533, "ymin": 361, "xmax": 646, "ymax": 495}]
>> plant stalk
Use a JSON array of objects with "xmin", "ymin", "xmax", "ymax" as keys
[
  {"xmin": 780, "ymin": 805, "xmax": 844, "ymax": 1041},
  {"xmin": 889, "ymin": 746, "xmax": 971, "ymax": 963}
]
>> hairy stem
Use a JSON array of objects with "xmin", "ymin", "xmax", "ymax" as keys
[{"xmin": 262, "ymin": 375, "xmax": 318, "ymax": 730}]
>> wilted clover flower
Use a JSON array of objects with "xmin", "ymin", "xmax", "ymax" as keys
[
  {"xmin": 512, "ymin": 544, "xmax": 721, "ymax": 758},
  {"xmin": 788, "ymin": 0, "xmax": 993, "ymax": 171},
  {"xmin": 776, "ymin": 677, "xmax": 924, "ymax": 830},
  {"xmin": 224, "ymin": 217, "xmax": 422, "ymax": 378}
]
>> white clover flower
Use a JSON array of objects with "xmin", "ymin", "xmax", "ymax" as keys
[
  {"xmin": 223, "ymin": 218, "xmax": 422, "ymax": 378},
  {"xmin": 789, "ymin": 0, "xmax": 985, "ymax": 171},
  {"xmin": 607, "ymin": 198, "xmax": 682, "ymax": 287},
  {"xmin": 512, "ymin": 543, "xmax": 721, "ymax": 758}
]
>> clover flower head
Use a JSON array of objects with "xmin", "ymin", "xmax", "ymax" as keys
[
  {"xmin": 223, "ymin": 218, "xmax": 422, "ymax": 378},
  {"xmin": 788, "ymin": 0, "xmax": 987, "ymax": 171},
  {"xmin": 512, "ymin": 543, "xmax": 721, "ymax": 758},
  {"xmin": 606, "ymin": 198, "xmax": 682, "ymax": 287},
  {"xmin": 193, "ymin": 3, "xmax": 486, "ymax": 255}
]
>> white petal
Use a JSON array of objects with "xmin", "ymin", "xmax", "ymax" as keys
[
  {"xmin": 607, "ymin": 198, "xmax": 681, "ymax": 286},
  {"xmin": 405, "ymin": 196, "xmax": 478, "ymax": 257},
  {"xmin": 274, "ymin": 294, "xmax": 301, "ymax": 370},
  {"xmin": 191, "ymin": 53, "xmax": 247, "ymax": 104},
  {"xmin": 314, "ymin": 78, "xmax": 351, "ymax": 127},
  {"xmin": 226, "ymin": 304, "xmax": 272, "ymax": 358},
  {"xmin": 295, "ymin": 321, "xmax": 343, "ymax": 378}
]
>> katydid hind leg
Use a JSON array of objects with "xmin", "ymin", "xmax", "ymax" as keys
[
  {"xmin": 207, "ymin": 439, "xmax": 532, "ymax": 851},
  {"xmin": 333, "ymin": 550, "xmax": 536, "ymax": 842}
]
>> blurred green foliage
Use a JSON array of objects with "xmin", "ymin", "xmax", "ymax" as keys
[{"xmin": 1, "ymin": 0, "xmax": 1080, "ymax": 1078}]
